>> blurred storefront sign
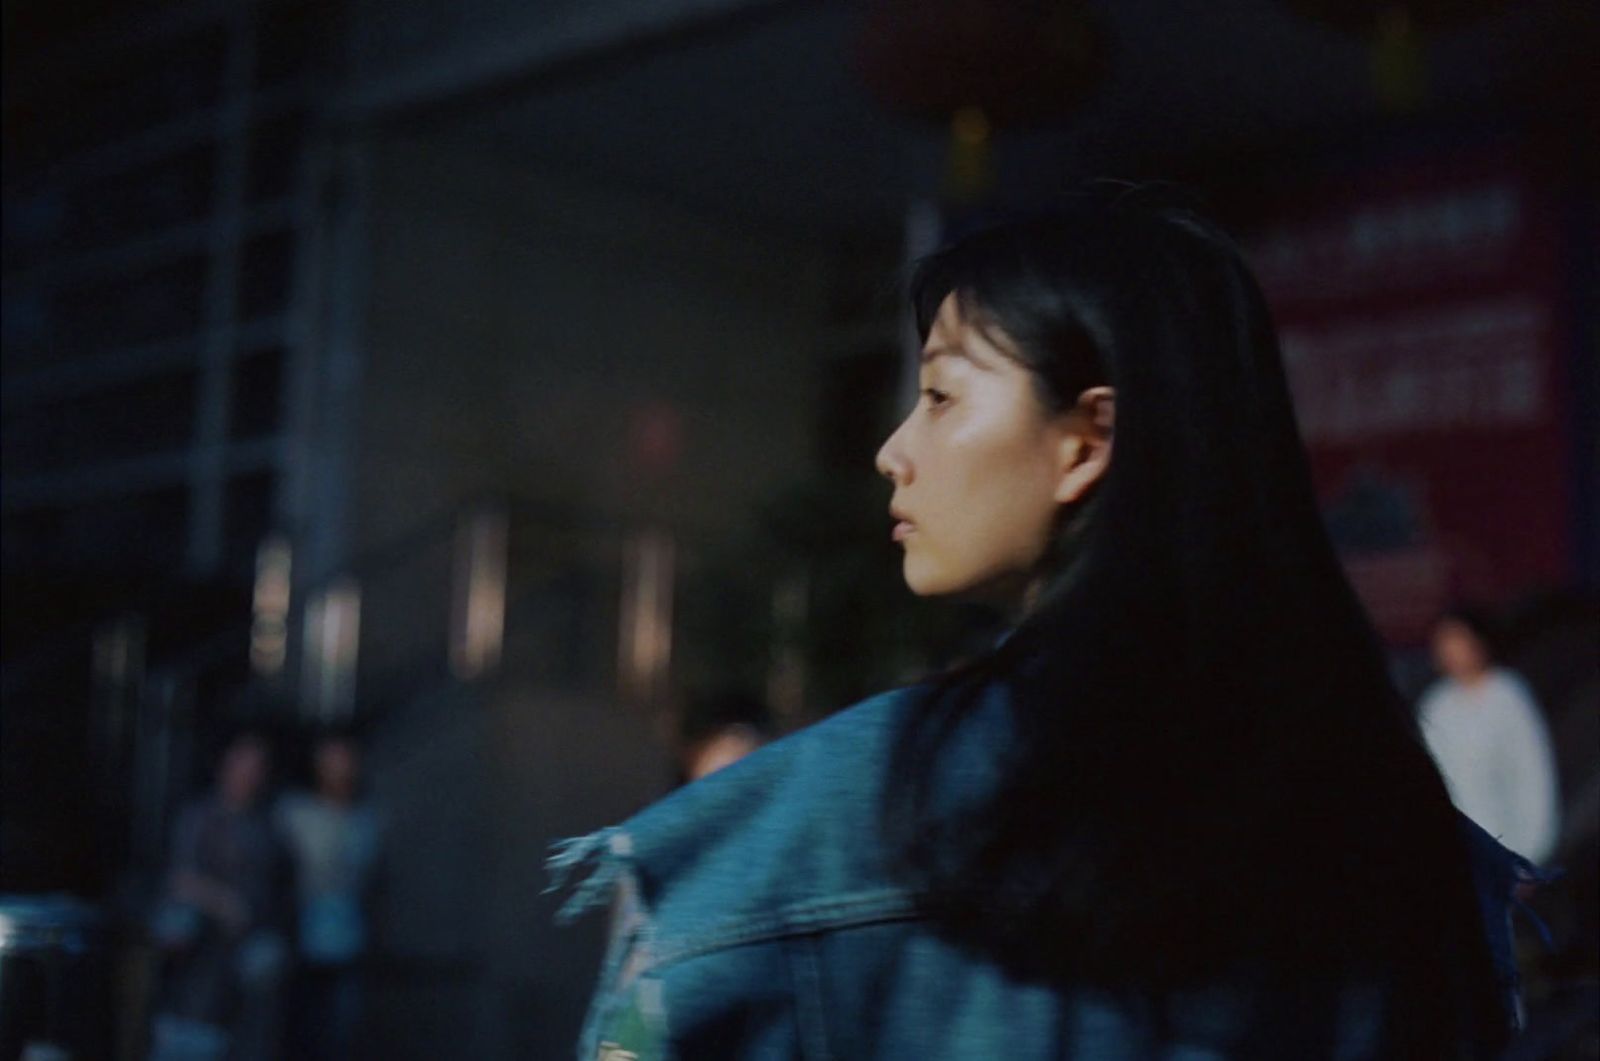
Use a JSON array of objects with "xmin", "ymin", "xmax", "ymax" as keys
[{"xmin": 1244, "ymin": 151, "xmax": 1577, "ymax": 643}]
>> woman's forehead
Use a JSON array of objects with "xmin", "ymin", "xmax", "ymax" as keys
[
  {"xmin": 931, "ymin": 290, "xmax": 988, "ymax": 335},
  {"xmin": 924, "ymin": 295, "xmax": 1020, "ymax": 371}
]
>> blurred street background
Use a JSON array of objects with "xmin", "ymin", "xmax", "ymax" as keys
[{"xmin": 2, "ymin": 0, "xmax": 1596, "ymax": 1057}]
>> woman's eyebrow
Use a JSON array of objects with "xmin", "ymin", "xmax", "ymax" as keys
[{"xmin": 921, "ymin": 343, "xmax": 998, "ymax": 370}]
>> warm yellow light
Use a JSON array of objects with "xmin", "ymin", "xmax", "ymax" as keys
[
  {"xmin": 951, "ymin": 106, "xmax": 991, "ymax": 146},
  {"xmin": 302, "ymin": 576, "xmax": 361, "ymax": 720},
  {"xmin": 251, "ymin": 535, "xmax": 292, "ymax": 676},
  {"xmin": 618, "ymin": 529, "xmax": 675, "ymax": 704},
  {"xmin": 450, "ymin": 507, "xmax": 508, "ymax": 681}
]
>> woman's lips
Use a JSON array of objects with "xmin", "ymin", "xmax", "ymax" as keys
[{"xmin": 892, "ymin": 520, "xmax": 915, "ymax": 543}]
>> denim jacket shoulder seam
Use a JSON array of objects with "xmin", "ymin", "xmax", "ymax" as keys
[{"xmin": 645, "ymin": 888, "xmax": 925, "ymax": 972}]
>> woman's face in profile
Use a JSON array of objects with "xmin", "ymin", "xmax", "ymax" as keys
[{"xmin": 876, "ymin": 294, "xmax": 1101, "ymax": 605}]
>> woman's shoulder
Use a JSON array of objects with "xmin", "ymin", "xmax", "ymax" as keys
[
  {"xmin": 629, "ymin": 685, "xmax": 918, "ymax": 865},
  {"xmin": 550, "ymin": 686, "xmax": 927, "ymax": 939}
]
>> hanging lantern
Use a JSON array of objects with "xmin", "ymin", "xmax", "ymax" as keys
[
  {"xmin": 855, "ymin": 1, "xmax": 1109, "ymax": 203},
  {"xmin": 1278, "ymin": 1, "xmax": 1511, "ymax": 113},
  {"xmin": 1369, "ymin": 8, "xmax": 1427, "ymax": 113},
  {"xmin": 943, "ymin": 106, "xmax": 994, "ymax": 202}
]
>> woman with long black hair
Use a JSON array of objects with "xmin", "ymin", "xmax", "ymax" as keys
[{"xmin": 552, "ymin": 190, "xmax": 1531, "ymax": 1059}]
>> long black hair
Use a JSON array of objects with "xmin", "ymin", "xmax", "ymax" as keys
[{"xmin": 887, "ymin": 189, "xmax": 1506, "ymax": 1050}]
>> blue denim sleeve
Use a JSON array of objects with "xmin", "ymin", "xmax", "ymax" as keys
[{"xmin": 1457, "ymin": 810, "xmax": 1553, "ymax": 1034}]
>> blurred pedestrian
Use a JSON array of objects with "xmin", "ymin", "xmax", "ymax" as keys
[
  {"xmin": 1420, "ymin": 607, "xmax": 1561, "ymax": 862},
  {"xmin": 676, "ymin": 690, "xmax": 771, "ymax": 784},
  {"xmin": 552, "ymin": 190, "xmax": 1539, "ymax": 1058},
  {"xmin": 276, "ymin": 732, "xmax": 383, "ymax": 1061},
  {"xmin": 148, "ymin": 731, "xmax": 288, "ymax": 1061}
]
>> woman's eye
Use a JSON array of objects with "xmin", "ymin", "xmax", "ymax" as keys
[{"xmin": 922, "ymin": 387, "xmax": 951, "ymax": 411}]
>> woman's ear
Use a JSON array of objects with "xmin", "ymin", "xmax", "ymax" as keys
[{"xmin": 1053, "ymin": 386, "xmax": 1114, "ymax": 504}]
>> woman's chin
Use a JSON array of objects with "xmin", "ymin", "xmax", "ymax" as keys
[
  {"xmin": 903, "ymin": 562, "xmax": 987, "ymax": 602},
  {"xmin": 901, "ymin": 557, "xmax": 949, "ymax": 597}
]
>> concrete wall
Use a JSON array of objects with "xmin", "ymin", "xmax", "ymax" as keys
[
  {"xmin": 356, "ymin": 132, "xmax": 827, "ymax": 555},
  {"xmin": 363, "ymin": 675, "xmax": 672, "ymax": 1058},
  {"xmin": 348, "ymin": 132, "xmax": 831, "ymax": 688},
  {"xmin": 348, "ymin": 132, "xmax": 835, "ymax": 1056}
]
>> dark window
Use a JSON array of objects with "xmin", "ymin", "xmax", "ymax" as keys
[
  {"xmin": 53, "ymin": 255, "xmax": 208, "ymax": 353},
  {"xmin": 237, "ymin": 231, "xmax": 294, "ymax": 319},
  {"xmin": 15, "ymin": 487, "xmax": 193, "ymax": 574},
  {"xmin": 0, "ymin": 290, "xmax": 52, "ymax": 370},
  {"xmin": 246, "ymin": 111, "xmax": 306, "ymax": 204},
  {"xmin": 1, "ymin": 507, "xmax": 67, "ymax": 570},
  {"xmin": 230, "ymin": 347, "xmax": 285, "ymax": 439},
  {"xmin": 1, "ymin": 369, "xmax": 198, "ymax": 476},
  {"xmin": 223, "ymin": 471, "xmax": 276, "ymax": 580},
  {"xmin": 3, "ymin": 190, "xmax": 69, "ymax": 263},
  {"xmin": 257, "ymin": 0, "xmax": 330, "ymax": 88},
  {"xmin": 13, "ymin": 27, "xmax": 227, "ymax": 169},
  {"xmin": 66, "ymin": 146, "xmax": 217, "ymax": 250}
]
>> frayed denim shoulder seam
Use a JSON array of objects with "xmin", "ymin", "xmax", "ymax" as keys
[{"xmin": 547, "ymin": 826, "xmax": 636, "ymax": 924}]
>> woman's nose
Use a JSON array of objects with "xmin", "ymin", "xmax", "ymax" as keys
[{"xmin": 875, "ymin": 424, "xmax": 912, "ymax": 485}]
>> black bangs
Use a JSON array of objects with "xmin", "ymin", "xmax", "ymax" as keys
[{"xmin": 909, "ymin": 213, "xmax": 1114, "ymax": 415}]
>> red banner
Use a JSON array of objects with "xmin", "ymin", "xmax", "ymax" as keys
[{"xmin": 1244, "ymin": 153, "xmax": 1574, "ymax": 644}]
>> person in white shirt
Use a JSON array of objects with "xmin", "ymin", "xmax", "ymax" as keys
[{"xmin": 1419, "ymin": 609, "xmax": 1561, "ymax": 862}]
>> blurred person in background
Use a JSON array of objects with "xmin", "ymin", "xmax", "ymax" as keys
[
  {"xmin": 276, "ymin": 731, "xmax": 384, "ymax": 1061},
  {"xmin": 551, "ymin": 190, "xmax": 1537, "ymax": 1058},
  {"xmin": 149, "ymin": 731, "xmax": 289, "ymax": 1061},
  {"xmin": 1419, "ymin": 608, "xmax": 1561, "ymax": 863},
  {"xmin": 676, "ymin": 689, "xmax": 772, "ymax": 784}
]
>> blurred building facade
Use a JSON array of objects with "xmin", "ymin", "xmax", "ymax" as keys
[{"xmin": 4, "ymin": 0, "xmax": 340, "ymax": 898}]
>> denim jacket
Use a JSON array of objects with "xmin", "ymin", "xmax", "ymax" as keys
[{"xmin": 551, "ymin": 686, "xmax": 1531, "ymax": 1060}]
